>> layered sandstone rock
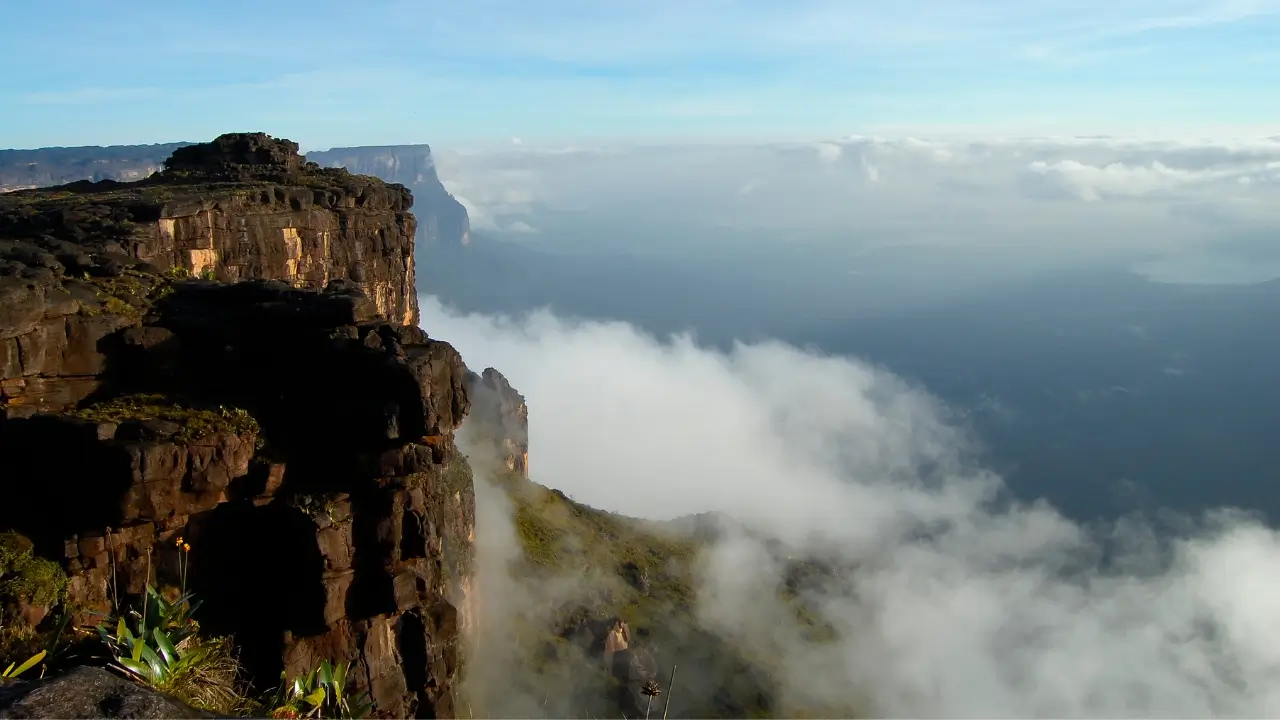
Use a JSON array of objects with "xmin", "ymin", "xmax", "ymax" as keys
[
  {"xmin": 0, "ymin": 132, "xmax": 418, "ymax": 328},
  {"xmin": 0, "ymin": 134, "xmax": 483, "ymax": 718}
]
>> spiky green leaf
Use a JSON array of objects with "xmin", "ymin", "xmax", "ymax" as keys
[
  {"xmin": 304, "ymin": 688, "xmax": 327, "ymax": 708},
  {"xmin": 116, "ymin": 657, "xmax": 153, "ymax": 681},
  {"xmin": 333, "ymin": 661, "xmax": 347, "ymax": 692},
  {"xmin": 7, "ymin": 650, "xmax": 46, "ymax": 678},
  {"xmin": 138, "ymin": 643, "xmax": 165, "ymax": 679},
  {"xmin": 152, "ymin": 626, "xmax": 178, "ymax": 665}
]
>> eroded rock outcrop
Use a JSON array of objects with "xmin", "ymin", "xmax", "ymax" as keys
[
  {"xmin": 0, "ymin": 132, "xmax": 419, "ymax": 329},
  {"xmin": 0, "ymin": 134, "xmax": 481, "ymax": 718},
  {"xmin": 462, "ymin": 367, "xmax": 529, "ymax": 478}
]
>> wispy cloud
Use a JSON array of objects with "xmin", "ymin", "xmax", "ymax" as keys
[
  {"xmin": 1, "ymin": 0, "xmax": 1277, "ymax": 146},
  {"xmin": 435, "ymin": 134, "xmax": 1280, "ymax": 277},
  {"xmin": 1020, "ymin": 0, "xmax": 1280, "ymax": 63}
]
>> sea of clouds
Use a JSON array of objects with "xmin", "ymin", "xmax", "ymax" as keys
[{"xmin": 423, "ymin": 293, "xmax": 1280, "ymax": 717}]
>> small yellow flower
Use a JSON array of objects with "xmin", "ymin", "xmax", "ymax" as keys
[
  {"xmin": 174, "ymin": 536, "xmax": 185, "ymax": 548},
  {"xmin": 182, "ymin": 543, "xmax": 191, "ymax": 553}
]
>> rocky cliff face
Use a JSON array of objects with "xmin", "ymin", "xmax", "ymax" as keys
[
  {"xmin": 0, "ymin": 143, "xmax": 189, "ymax": 193},
  {"xmin": 0, "ymin": 133, "xmax": 419, "ymax": 329},
  {"xmin": 0, "ymin": 133, "xmax": 490, "ymax": 718},
  {"xmin": 306, "ymin": 145, "xmax": 471, "ymax": 249}
]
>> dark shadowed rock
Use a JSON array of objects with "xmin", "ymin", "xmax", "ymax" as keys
[
  {"xmin": 164, "ymin": 132, "xmax": 302, "ymax": 179},
  {"xmin": 0, "ymin": 274, "xmax": 479, "ymax": 715},
  {"xmin": 0, "ymin": 666, "xmax": 211, "ymax": 719},
  {"xmin": 620, "ymin": 560, "xmax": 650, "ymax": 595}
]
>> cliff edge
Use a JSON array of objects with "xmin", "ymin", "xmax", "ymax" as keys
[
  {"xmin": 306, "ymin": 145, "xmax": 471, "ymax": 250},
  {"xmin": 0, "ymin": 132, "xmax": 419, "ymax": 329},
  {"xmin": 0, "ymin": 133, "xmax": 482, "ymax": 718}
]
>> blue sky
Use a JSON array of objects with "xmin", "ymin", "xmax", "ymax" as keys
[{"xmin": 2, "ymin": 0, "xmax": 1278, "ymax": 149}]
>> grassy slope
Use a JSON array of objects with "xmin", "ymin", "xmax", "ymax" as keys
[{"xmin": 481, "ymin": 469, "xmax": 863, "ymax": 719}]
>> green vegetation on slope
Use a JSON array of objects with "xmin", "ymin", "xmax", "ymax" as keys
[
  {"xmin": 499, "ymin": 468, "xmax": 697, "ymax": 607},
  {"xmin": 476, "ymin": 469, "xmax": 862, "ymax": 719}
]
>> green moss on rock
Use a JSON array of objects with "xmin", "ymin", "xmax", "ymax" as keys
[
  {"xmin": 0, "ymin": 532, "xmax": 68, "ymax": 607},
  {"xmin": 65, "ymin": 393, "xmax": 260, "ymax": 443},
  {"xmin": 79, "ymin": 269, "xmax": 176, "ymax": 319}
]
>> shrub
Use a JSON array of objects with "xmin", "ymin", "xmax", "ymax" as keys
[
  {"xmin": 267, "ymin": 660, "xmax": 372, "ymax": 719},
  {"xmin": 96, "ymin": 584, "xmax": 248, "ymax": 714},
  {"xmin": 0, "ymin": 532, "xmax": 68, "ymax": 608}
]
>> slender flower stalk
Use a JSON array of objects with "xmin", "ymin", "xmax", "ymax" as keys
[
  {"xmin": 105, "ymin": 526, "xmax": 119, "ymax": 614},
  {"xmin": 142, "ymin": 546, "xmax": 153, "ymax": 631},
  {"xmin": 174, "ymin": 536, "xmax": 191, "ymax": 594}
]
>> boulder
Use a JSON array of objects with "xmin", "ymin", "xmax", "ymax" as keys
[{"xmin": 0, "ymin": 666, "xmax": 213, "ymax": 719}]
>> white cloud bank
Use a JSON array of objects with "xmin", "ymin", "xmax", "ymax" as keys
[
  {"xmin": 424, "ymin": 296, "xmax": 1280, "ymax": 717},
  {"xmin": 435, "ymin": 134, "xmax": 1280, "ymax": 278}
]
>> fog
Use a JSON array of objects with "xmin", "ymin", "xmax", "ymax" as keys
[
  {"xmin": 423, "ymin": 295, "xmax": 1280, "ymax": 717},
  {"xmin": 420, "ymin": 134, "xmax": 1280, "ymax": 528},
  {"xmin": 435, "ymin": 135, "xmax": 1280, "ymax": 284}
]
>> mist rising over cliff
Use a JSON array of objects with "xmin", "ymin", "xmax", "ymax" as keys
[{"xmin": 423, "ymin": 295, "xmax": 1280, "ymax": 717}]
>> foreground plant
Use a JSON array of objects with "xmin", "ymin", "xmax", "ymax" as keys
[
  {"xmin": 0, "ymin": 650, "xmax": 46, "ymax": 682},
  {"xmin": 267, "ymin": 660, "xmax": 372, "ymax": 719},
  {"xmin": 96, "ymin": 584, "xmax": 246, "ymax": 714}
]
